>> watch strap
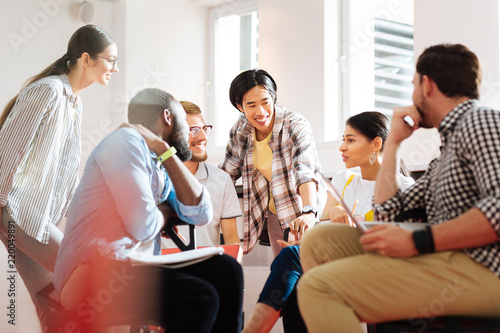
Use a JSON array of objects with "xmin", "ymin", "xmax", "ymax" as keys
[
  {"xmin": 412, "ymin": 225, "xmax": 435, "ymax": 254},
  {"xmin": 301, "ymin": 205, "xmax": 318, "ymax": 218}
]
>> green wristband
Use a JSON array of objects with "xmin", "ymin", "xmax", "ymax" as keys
[{"xmin": 157, "ymin": 146, "xmax": 177, "ymax": 163}]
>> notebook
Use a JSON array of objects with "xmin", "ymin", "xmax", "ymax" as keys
[
  {"xmin": 320, "ymin": 173, "xmax": 429, "ymax": 233},
  {"xmin": 127, "ymin": 246, "xmax": 224, "ymax": 267}
]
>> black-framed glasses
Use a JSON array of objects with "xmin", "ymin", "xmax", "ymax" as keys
[
  {"xmin": 189, "ymin": 125, "xmax": 213, "ymax": 137},
  {"xmin": 97, "ymin": 56, "xmax": 118, "ymax": 70}
]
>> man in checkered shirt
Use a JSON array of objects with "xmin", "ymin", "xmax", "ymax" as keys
[{"xmin": 296, "ymin": 44, "xmax": 500, "ymax": 333}]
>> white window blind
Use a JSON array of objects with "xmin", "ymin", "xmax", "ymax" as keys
[{"xmin": 374, "ymin": 18, "xmax": 414, "ymax": 114}]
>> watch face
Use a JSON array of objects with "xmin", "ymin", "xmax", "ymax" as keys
[
  {"xmin": 302, "ymin": 205, "xmax": 317, "ymax": 216},
  {"xmin": 302, "ymin": 205, "xmax": 313, "ymax": 212}
]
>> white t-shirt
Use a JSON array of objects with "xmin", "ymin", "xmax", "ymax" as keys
[
  {"xmin": 164, "ymin": 162, "xmax": 242, "ymax": 248},
  {"xmin": 330, "ymin": 169, "xmax": 414, "ymax": 218}
]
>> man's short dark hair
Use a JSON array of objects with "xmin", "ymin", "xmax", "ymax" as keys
[
  {"xmin": 416, "ymin": 43, "xmax": 482, "ymax": 100},
  {"xmin": 229, "ymin": 69, "xmax": 278, "ymax": 111},
  {"xmin": 128, "ymin": 88, "xmax": 176, "ymax": 128}
]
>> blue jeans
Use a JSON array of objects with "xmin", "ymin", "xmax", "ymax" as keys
[{"xmin": 258, "ymin": 245, "xmax": 307, "ymax": 333}]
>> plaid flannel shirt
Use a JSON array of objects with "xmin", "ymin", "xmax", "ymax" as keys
[
  {"xmin": 221, "ymin": 105, "xmax": 327, "ymax": 253},
  {"xmin": 374, "ymin": 100, "xmax": 500, "ymax": 277}
]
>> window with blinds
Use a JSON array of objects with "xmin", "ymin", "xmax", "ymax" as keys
[{"xmin": 374, "ymin": 18, "xmax": 414, "ymax": 114}]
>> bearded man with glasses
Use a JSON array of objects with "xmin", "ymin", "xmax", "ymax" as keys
[{"xmin": 178, "ymin": 101, "xmax": 242, "ymax": 251}]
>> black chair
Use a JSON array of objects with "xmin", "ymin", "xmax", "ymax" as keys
[
  {"xmin": 258, "ymin": 218, "xmax": 272, "ymax": 246},
  {"xmin": 162, "ymin": 216, "xmax": 196, "ymax": 251},
  {"xmin": 367, "ymin": 316, "xmax": 500, "ymax": 333}
]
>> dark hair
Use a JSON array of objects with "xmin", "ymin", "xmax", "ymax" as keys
[
  {"xmin": 229, "ymin": 69, "xmax": 278, "ymax": 111},
  {"xmin": 347, "ymin": 111, "xmax": 389, "ymax": 149},
  {"xmin": 346, "ymin": 111, "xmax": 411, "ymax": 177},
  {"xmin": 416, "ymin": 43, "xmax": 481, "ymax": 100},
  {"xmin": 128, "ymin": 88, "xmax": 178, "ymax": 128},
  {"xmin": 0, "ymin": 25, "xmax": 114, "ymax": 130}
]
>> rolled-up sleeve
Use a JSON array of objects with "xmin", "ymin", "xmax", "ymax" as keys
[
  {"xmin": 289, "ymin": 115, "xmax": 320, "ymax": 188},
  {"xmin": 166, "ymin": 185, "xmax": 213, "ymax": 226},
  {"xmin": 476, "ymin": 197, "xmax": 500, "ymax": 235}
]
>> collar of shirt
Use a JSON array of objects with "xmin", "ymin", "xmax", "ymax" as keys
[
  {"xmin": 195, "ymin": 162, "xmax": 209, "ymax": 182},
  {"xmin": 438, "ymin": 99, "xmax": 477, "ymax": 148},
  {"xmin": 60, "ymin": 74, "xmax": 81, "ymax": 110}
]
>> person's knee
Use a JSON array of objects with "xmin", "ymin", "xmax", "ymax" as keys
[
  {"xmin": 301, "ymin": 224, "xmax": 362, "ymax": 271},
  {"xmin": 281, "ymin": 245, "xmax": 300, "ymax": 261},
  {"xmin": 271, "ymin": 246, "xmax": 300, "ymax": 269},
  {"xmin": 220, "ymin": 254, "xmax": 243, "ymax": 276},
  {"xmin": 213, "ymin": 254, "xmax": 244, "ymax": 290},
  {"xmin": 297, "ymin": 268, "xmax": 334, "ymax": 307}
]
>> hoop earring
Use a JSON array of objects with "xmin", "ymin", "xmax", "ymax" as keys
[{"xmin": 369, "ymin": 152, "xmax": 376, "ymax": 165}]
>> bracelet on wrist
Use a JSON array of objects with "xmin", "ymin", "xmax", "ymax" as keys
[{"xmin": 157, "ymin": 146, "xmax": 177, "ymax": 163}]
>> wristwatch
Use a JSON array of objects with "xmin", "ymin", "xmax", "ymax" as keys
[
  {"xmin": 412, "ymin": 226, "xmax": 435, "ymax": 254},
  {"xmin": 301, "ymin": 205, "xmax": 318, "ymax": 218}
]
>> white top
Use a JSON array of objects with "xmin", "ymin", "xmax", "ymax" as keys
[
  {"xmin": 194, "ymin": 162, "xmax": 241, "ymax": 246},
  {"xmin": 0, "ymin": 74, "xmax": 82, "ymax": 244},
  {"xmin": 164, "ymin": 162, "xmax": 242, "ymax": 247},
  {"xmin": 330, "ymin": 169, "xmax": 415, "ymax": 217}
]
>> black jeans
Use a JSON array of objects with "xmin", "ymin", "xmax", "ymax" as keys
[{"xmin": 66, "ymin": 254, "xmax": 243, "ymax": 333}]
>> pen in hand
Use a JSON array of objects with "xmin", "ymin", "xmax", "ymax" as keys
[
  {"xmin": 351, "ymin": 199, "xmax": 358, "ymax": 215},
  {"xmin": 350, "ymin": 200, "xmax": 358, "ymax": 228}
]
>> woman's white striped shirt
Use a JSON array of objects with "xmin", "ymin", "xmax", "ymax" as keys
[{"xmin": 0, "ymin": 74, "xmax": 82, "ymax": 244}]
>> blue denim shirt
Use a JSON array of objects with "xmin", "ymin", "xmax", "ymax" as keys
[{"xmin": 53, "ymin": 128, "xmax": 213, "ymax": 294}]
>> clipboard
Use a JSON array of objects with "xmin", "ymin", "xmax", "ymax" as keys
[{"xmin": 319, "ymin": 172, "xmax": 429, "ymax": 233}]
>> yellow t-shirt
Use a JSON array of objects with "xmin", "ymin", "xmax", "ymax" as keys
[{"xmin": 253, "ymin": 131, "xmax": 276, "ymax": 214}]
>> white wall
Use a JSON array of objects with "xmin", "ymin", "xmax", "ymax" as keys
[
  {"xmin": 124, "ymin": 0, "xmax": 208, "ymax": 111},
  {"xmin": 414, "ymin": 0, "xmax": 500, "ymax": 109},
  {"xmin": 0, "ymin": 1, "xmax": 208, "ymax": 332},
  {"xmin": 258, "ymin": 0, "xmax": 327, "ymax": 141}
]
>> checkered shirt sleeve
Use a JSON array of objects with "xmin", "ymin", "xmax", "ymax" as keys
[{"xmin": 374, "ymin": 100, "xmax": 500, "ymax": 277}]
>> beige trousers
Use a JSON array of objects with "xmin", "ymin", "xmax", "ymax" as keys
[{"xmin": 297, "ymin": 223, "xmax": 500, "ymax": 333}]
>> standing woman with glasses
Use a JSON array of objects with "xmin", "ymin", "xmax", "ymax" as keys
[
  {"xmin": 221, "ymin": 69, "xmax": 327, "ymax": 256},
  {"xmin": 0, "ymin": 24, "xmax": 118, "ymax": 327}
]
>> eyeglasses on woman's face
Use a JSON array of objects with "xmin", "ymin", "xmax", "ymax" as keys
[
  {"xmin": 97, "ymin": 56, "xmax": 118, "ymax": 70},
  {"xmin": 189, "ymin": 125, "xmax": 213, "ymax": 137}
]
